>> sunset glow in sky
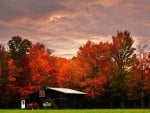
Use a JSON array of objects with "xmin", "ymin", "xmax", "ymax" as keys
[{"xmin": 0, "ymin": 0, "xmax": 150, "ymax": 58}]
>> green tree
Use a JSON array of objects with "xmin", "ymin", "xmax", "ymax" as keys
[
  {"xmin": 110, "ymin": 31, "xmax": 135, "ymax": 107},
  {"xmin": 8, "ymin": 36, "xmax": 32, "ymax": 66}
]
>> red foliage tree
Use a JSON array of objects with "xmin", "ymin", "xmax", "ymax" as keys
[
  {"xmin": 127, "ymin": 52, "xmax": 150, "ymax": 107},
  {"xmin": 19, "ymin": 43, "xmax": 58, "ymax": 96},
  {"xmin": 6, "ymin": 59, "xmax": 22, "ymax": 95},
  {"xmin": 57, "ymin": 60, "xmax": 76, "ymax": 88},
  {"xmin": 76, "ymin": 40, "xmax": 111, "ymax": 98},
  {"xmin": 6, "ymin": 43, "xmax": 58, "ymax": 97}
]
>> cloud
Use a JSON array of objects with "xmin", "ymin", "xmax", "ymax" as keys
[
  {"xmin": 82, "ymin": 0, "xmax": 119, "ymax": 7},
  {"xmin": 0, "ymin": 0, "xmax": 73, "ymax": 23},
  {"xmin": 0, "ymin": 0, "xmax": 149, "ymax": 58}
]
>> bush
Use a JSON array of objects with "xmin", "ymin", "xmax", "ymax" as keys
[{"xmin": 26, "ymin": 102, "xmax": 39, "ymax": 109}]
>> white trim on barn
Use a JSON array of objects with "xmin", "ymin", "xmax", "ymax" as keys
[{"xmin": 46, "ymin": 87, "xmax": 87, "ymax": 95}]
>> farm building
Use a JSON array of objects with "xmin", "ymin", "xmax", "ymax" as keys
[{"xmin": 25, "ymin": 87, "xmax": 87, "ymax": 109}]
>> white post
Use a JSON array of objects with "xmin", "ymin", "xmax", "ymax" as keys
[{"xmin": 21, "ymin": 100, "xmax": 25, "ymax": 109}]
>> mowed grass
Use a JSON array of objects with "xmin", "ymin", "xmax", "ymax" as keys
[{"xmin": 0, "ymin": 109, "xmax": 150, "ymax": 113}]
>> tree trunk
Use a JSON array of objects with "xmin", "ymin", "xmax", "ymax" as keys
[
  {"xmin": 120, "ymin": 96, "xmax": 125, "ymax": 108},
  {"xmin": 141, "ymin": 96, "xmax": 144, "ymax": 108}
]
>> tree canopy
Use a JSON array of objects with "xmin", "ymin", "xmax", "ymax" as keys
[{"xmin": 0, "ymin": 31, "xmax": 150, "ymax": 108}]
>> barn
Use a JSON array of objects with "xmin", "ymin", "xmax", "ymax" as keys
[{"xmin": 26, "ymin": 87, "xmax": 87, "ymax": 109}]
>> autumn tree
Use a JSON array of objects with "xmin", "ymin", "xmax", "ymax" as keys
[
  {"xmin": 2, "ymin": 32, "xmax": 150, "ymax": 108},
  {"xmin": 6, "ymin": 59, "xmax": 19, "ymax": 95},
  {"xmin": 21, "ymin": 43, "xmax": 58, "ymax": 97},
  {"xmin": 127, "ymin": 57, "xmax": 143, "ymax": 107},
  {"xmin": 144, "ymin": 52, "xmax": 150, "ymax": 107},
  {"xmin": 0, "ymin": 45, "xmax": 9, "ymax": 106},
  {"xmin": 136, "ymin": 41, "xmax": 150, "ymax": 108},
  {"xmin": 6, "ymin": 36, "xmax": 32, "ymax": 100},
  {"xmin": 127, "ymin": 42, "xmax": 150, "ymax": 108},
  {"xmin": 6, "ymin": 42, "xmax": 58, "ymax": 98},
  {"xmin": 57, "ymin": 60, "xmax": 76, "ymax": 88},
  {"xmin": 76, "ymin": 40, "xmax": 111, "ymax": 99}
]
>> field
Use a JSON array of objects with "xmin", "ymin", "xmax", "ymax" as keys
[{"xmin": 0, "ymin": 109, "xmax": 150, "ymax": 113}]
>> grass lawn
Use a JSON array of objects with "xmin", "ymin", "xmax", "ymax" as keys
[{"xmin": 0, "ymin": 109, "xmax": 150, "ymax": 113}]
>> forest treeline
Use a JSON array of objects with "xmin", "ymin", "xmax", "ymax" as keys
[{"xmin": 0, "ymin": 31, "xmax": 150, "ymax": 108}]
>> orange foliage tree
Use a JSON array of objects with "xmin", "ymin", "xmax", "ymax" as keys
[
  {"xmin": 57, "ymin": 60, "xmax": 78, "ymax": 88},
  {"xmin": 127, "ymin": 52, "xmax": 150, "ymax": 107},
  {"xmin": 20, "ymin": 43, "xmax": 58, "ymax": 97},
  {"xmin": 76, "ymin": 40, "xmax": 111, "ymax": 98},
  {"xmin": 4, "ymin": 31, "xmax": 150, "ymax": 108},
  {"xmin": 6, "ymin": 43, "xmax": 58, "ymax": 97}
]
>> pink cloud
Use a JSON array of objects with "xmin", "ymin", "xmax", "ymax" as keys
[{"xmin": 0, "ymin": 0, "xmax": 149, "ymax": 58}]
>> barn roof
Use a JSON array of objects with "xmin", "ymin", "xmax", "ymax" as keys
[{"xmin": 46, "ymin": 87, "xmax": 87, "ymax": 95}]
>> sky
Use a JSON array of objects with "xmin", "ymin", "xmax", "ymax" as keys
[{"xmin": 0, "ymin": 0, "xmax": 150, "ymax": 58}]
